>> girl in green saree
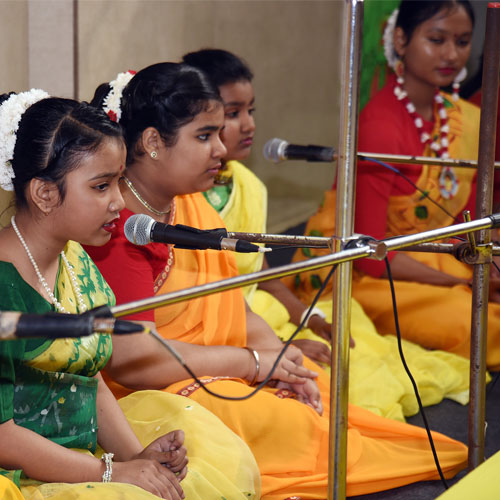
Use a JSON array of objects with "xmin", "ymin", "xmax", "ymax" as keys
[{"xmin": 0, "ymin": 91, "xmax": 260, "ymax": 500}]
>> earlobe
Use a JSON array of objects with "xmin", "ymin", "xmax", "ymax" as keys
[
  {"xmin": 141, "ymin": 127, "xmax": 161, "ymax": 159},
  {"xmin": 29, "ymin": 178, "xmax": 60, "ymax": 215}
]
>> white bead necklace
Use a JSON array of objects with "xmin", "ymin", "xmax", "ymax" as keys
[{"xmin": 11, "ymin": 216, "xmax": 87, "ymax": 313}]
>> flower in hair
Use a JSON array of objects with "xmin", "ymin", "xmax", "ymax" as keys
[
  {"xmin": 102, "ymin": 70, "xmax": 136, "ymax": 122},
  {"xmin": 383, "ymin": 8, "xmax": 399, "ymax": 71},
  {"xmin": 0, "ymin": 89, "xmax": 49, "ymax": 191}
]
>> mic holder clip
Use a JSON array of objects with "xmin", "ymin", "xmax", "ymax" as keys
[{"xmin": 453, "ymin": 241, "xmax": 494, "ymax": 265}]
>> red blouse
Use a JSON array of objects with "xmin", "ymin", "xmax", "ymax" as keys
[{"xmin": 85, "ymin": 208, "xmax": 170, "ymax": 321}]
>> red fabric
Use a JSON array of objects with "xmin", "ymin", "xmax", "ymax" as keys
[
  {"xmin": 352, "ymin": 76, "xmax": 480, "ymax": 276},
  {"xmin": 352, "ymin": 76, "xmax": 432, "ymax": 276},
  {"xmin": 85, "ymin": 208, "xmax": 170, "ymax": 321},
  {"xmin": 470, "ymin": 87, "xmax": 500, "ymax": 173}
]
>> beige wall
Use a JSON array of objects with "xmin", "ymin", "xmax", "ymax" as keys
[
  {"xmin": 78, "ymin": 0, "xmax": 343, "ymax": 232},
  {"xmin": 1, "ymin": 0, "xmax": 343, "ymax": 233},
  {"xmin": 0, "ymin": 0, "xmax": 29, "ymax": 93}
]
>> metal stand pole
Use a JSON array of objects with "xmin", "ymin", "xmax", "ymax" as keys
[
  {"xmin": 329, "ymin": 1, "xmax": 363, "ymax": 499},
  {"xmin": 468, "ymin": 2, "xmax": 500, "ymax": 470}
]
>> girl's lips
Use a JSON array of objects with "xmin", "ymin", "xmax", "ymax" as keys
[
  {"xmin": 241, "ymin": 137, "xmax": 253, "ymax": 146},
  {"xmin": 102, "ymin": 220, "xmax": 117, "ymax": 233},
  {"xmin": 208, "ymin": 163, "xmax": 222, "ymax": 175},
  {"xmin": 437, "ymin": 67, "xmax": 456, "ymax": 76}
]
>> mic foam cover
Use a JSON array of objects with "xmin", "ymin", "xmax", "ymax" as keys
[
  {"xmin": 124, "ymin": 213, "xmax": 154, "ymax": 245},
  {"xmin": 263, "ymin": 138, "xmax": 287, "ymax": 163}
]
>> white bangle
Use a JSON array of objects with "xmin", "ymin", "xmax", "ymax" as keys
[
  {"xmin": 300, "ymin": 307, "xmax": 326, "ymax": 328},
  {"xmin": 101, "ymin": 452, "xmax": 114, "ymax": 483}
]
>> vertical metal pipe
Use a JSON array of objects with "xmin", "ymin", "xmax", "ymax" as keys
[
  {"xmin": 328, "ymin": 1, "xmax": 363, "ymax": 499},
  {"xmin": 468, "ymin": 3, "xmax": 500, "ymax": 470}
]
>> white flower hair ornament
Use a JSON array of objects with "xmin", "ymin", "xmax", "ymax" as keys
[
  {"xmin": 102, "ymin": 70, "xmax": 136, "ymax": 123},
  {"xmin": 383, "ymin": 8, "xmax": 400, "ymax": 71},
  {"xmin": 0, "ymin": 89, "xmax": 50, "ymax": 192}
]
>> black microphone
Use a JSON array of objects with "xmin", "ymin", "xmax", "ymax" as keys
[
  {"xmin": 0, "ymin": 309, "xmax": 144, "ymax": 340},
  {"xmin": 263, "ymin": 137, "xmax": 336, "ymax": 163},
  {"xmin": 124, "ymin": 213, "xmax": 269, "ymax": 253}
]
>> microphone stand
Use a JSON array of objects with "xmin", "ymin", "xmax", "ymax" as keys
[
  {"xmin": 111, "ymin": 214, "xmax": 500, "ymax": 497},
  {"xmin": 111, "ymin": 213, "xmax": 500, "ymax": 323}
]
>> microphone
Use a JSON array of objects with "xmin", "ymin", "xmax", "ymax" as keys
[
  {"xmin": 263, "ymin": 137, "xmax": 336, "ymax": 163},
  {"xmin": 124, "ymin": 213, "xmax": 269, "ymax": 253},
  {"xmin": 0, "ymin": 309, "xmax": 144, "ymax": 340}
]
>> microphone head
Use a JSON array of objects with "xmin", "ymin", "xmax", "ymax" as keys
[
  {"xmin": 263, "ymin": 138, "xmax": 288, "ymax": 163},
  {"xmin": 124, "ymin": 213, "xmax": 155, "ymax": 245}
]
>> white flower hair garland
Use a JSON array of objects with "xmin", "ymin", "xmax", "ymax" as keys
[
  {"xmin": 102, "ymin": 70, "xmax": 136, "ymax": 123},
  {"xmin": 383, "ymin": 8, "xmax": 399, "ymax": 71},
  {"xmin": 0, "ymin": 89, "xmax": 50, "ymax": 192}
]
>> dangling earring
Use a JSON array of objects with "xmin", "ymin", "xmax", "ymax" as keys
[
  {"xmin": 150, "ymin": 151, "xmax": 158, "ymax": 159},
  {"xmin": 452, "ymin": 67, "xmax": 467, "ymax": 102},
  {"xmin": 395, "ymin": 58, "xmax": 405, "ymax": 85}
]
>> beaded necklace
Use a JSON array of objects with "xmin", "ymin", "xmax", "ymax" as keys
[
  {"xmin": 394, "ymin": 76, "xmax": 450, "ymax": 159},
  {"xmin": 11, "ymin": 216, "xmax": 87, "ymax": 313}
]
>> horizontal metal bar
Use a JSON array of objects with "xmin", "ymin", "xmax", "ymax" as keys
[
  {"xmin": 227, "ymin": 231, "xmax": 333, "ymax": 248},
  {"xmin": 359, "ymin": 152, "xmax": 500, "ymax": 169},
  {"xmin": 380, "ymin": 217, "xmax": 494, "ymax": 252},
  {"xmin": 111, "ymin": 243, "xmax": 376, "ymax": 317},
  {"xmin": 112, "ymin": 215, "xmax": 498, "ymax": 318}
]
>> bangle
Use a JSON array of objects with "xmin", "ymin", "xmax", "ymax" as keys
[
  {"xmin": 244, "ymin": 347, "xmax": 260, "ymax": 385},
  {"xmin": 101, "ymin": 452, "xmax": 114, "ymax": 483},
  {"xmin": 300, "ymin": 307, "xmax": 327, "ymax": 328}
]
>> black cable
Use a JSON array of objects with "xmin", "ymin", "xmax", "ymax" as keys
[
  {"xmin": 363, "ymin": 157, "xmax": 460, "ymax": 223},
  {"xmin": 384, "ymin": 257, "xmax": 449, "ymax": 490},
  {"xmin": 156, "ymin": 264, "xmax": 338, "ymax": 402}
]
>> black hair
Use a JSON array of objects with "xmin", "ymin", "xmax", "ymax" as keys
[
  {"xmin": 182, "ymin": 49, "xmax": 253, "ymax": 88},
  {"xmin": 109, "ymin": 62, "xmax": 222, "ymax": 165},
  {"xmin": 0, "ymin": 94, "xmax": 123, "ymax": 208},
  {"xmin": 396, "ymin": 0, "xmax": 474, "ymax": 42}
]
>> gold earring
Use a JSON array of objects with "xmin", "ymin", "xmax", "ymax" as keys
[
  {"xmin": 150, "ymin": 151, "xmax": 158, "ymax": 159},
  {"xmin": 395, "ymin": 59, "xmax": 405, "ymax": 78}
]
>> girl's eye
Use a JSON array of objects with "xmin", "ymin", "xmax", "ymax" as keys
[
  {"xmin": 94, "ymin": 183, "xmax": 109, "ymax": 191},
  {"xmin": 226, "ymin": 111, "xmax": 239, "ymax": 119},
  {"xmin": 249, "ymin": 107, "xmax": 256, "ymax": 115},
  {"xmin": 198, "ymin": 134, "xmax": 210, "ymax": 141},
  {"xmin": 429, "ymin": 38, "xmax": 444, "ymax": 44},
  {"xmin": 457, "ymin": 38, "xmax": 470, "ymax": 48}
]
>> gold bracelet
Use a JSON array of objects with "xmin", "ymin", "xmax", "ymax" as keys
[{"xmin": 244, "ymin": 347, "xmax": 260, "ymax": 385}]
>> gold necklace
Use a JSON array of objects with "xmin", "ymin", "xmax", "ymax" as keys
[{"xmin": 123, "ymin": 176, "xmax": 171, "ymax": 216}]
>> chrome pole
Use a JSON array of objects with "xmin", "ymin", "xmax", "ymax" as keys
[
  {"xmin": 329, "ymin": 1, "xmax": 363, "ymax": 497},
  {"xmin": 468, "ymin": 3, "xmax": 500, "ymax": 471}
]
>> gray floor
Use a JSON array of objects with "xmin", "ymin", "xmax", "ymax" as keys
[{"xmin": 267, "ymin": 222, "xmax": 500, "ymax": 499}]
